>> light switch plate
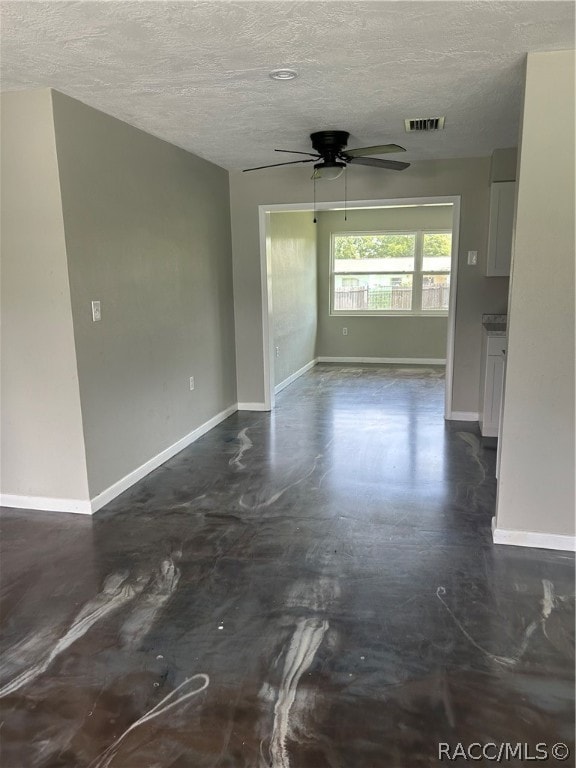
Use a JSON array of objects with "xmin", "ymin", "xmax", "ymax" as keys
[
  {"xmin": 91, "ymin": 300, "xmax": 101, "ymax": 322},
  {"xmin": 467, "ymin": 251, "xmax": 478, "ymax": 265}
]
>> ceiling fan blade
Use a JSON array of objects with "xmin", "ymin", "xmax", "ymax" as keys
[
  {"xmin": 243, "ymin": 158, "xmax": 316, "ymax": 172},
  {"xmin": 348, "ymin": 156, "xmax": 410, "ymax": 171},
  {"xmin": 344, "ymin": 143, "xmax": 406, "ymax": 158},
  {"xmin": 275, "ymin": 149, "xmax": 320, "ymax": 157}
]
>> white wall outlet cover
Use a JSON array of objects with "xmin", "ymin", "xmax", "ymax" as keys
[
  {"xmin": 189, "ymin": 376, "xmax": 195, "ymax": 390},
  {"xmin": 91, "ymin": 300, "xmax": 101, "ymax": 321},
  {"xmin": 467, "ymin": 250, "xmax": 478, "ymax": 265},
  {"xmin": 342, "ymin": 327, "xmax": 348, "ymax": 335}
]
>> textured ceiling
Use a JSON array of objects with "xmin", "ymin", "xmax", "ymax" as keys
[{"xmin": 1, "ymin": 1, "xmax": 574, "ymax": 170}]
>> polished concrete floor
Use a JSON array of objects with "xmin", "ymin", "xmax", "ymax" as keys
[{"xmin": 1, "ymin": 365, "xmax": 574, "ymax": 768}]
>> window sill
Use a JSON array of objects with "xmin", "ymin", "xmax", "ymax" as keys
[{"xmin": 329, "ymin": 311, "xmax": 449, "ymax": 318}]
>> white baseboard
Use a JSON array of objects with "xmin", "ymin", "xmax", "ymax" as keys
[
  {"xmin": 316, "ymin": 356, "xmax": 446, "ymax": 365},
  {"xmin": 491, "ymin": 517, "xmax": 576, "ymax": 552},
  {"xmin": 90, "ymin": 403, "xmax": 238, "ymax": 512},
  {"xmin": 447, "ymin": 411, "xmax": 479, "ymax": 421},
  {"xmin": 237, "ymin": 402, "xmax": 270, "ymax": 411},
  {"xmin": 1, "ymin": 403, "xmax": 238, "ymax": 516},
  {"xmin": 274, "ymin": 359, "xmax": 317, "ymax": 395},
  {"xmin": 0, "ymin": 494, "xmax": 92, "ymax": 515}
]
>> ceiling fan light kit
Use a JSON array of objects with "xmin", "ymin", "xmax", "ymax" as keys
[{"xmin": 313, "ymin": 160, "xmax": 346, "ymax": 180}]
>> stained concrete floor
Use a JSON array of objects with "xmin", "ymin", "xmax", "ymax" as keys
[{"xmin": 0, "ymin": 365, "xmax": 574, "ymax": 768}]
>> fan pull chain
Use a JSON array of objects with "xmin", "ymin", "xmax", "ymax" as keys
[
  {"xmin": 313, "ymin": 175, "xmax": 317, "ymax": 224},
  {"xmin": 344, "ymin": 166, "xmax": 348, "ymax": 221}
]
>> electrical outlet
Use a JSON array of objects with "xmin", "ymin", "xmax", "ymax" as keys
[
  {"xmin": 467, "ymin": 250, "xmax": 478, "ymax": 265},
  {"xmin": 91, "ymin": 300, "xmax": 101, "ymax": 322},
  {"xmin": 275, "ymin": 346, "xmax": 280, "ymax": 358},
  {"xmin": 342, "ymin": 327, "xmax": 348, "ymax": 336},
  {"xmin": 189, "ymin": 376, "xmax": 195, "ymax": 391}
]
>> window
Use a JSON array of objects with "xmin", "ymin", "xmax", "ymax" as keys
[{"xmin": 331, "ymin": 230, "xmax": 452, "ymax": 315}]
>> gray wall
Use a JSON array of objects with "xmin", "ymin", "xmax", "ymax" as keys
[
  {"xmin": 0, "ymin": 90, "xmax": 90, "ymax": 502},
  {"xmin": 496, "ymin": 51, "xmax": 575, "ymax": 537},
  {"xmin": 316, "ymin": 206, "xmax": 452, "ymax": 359},
  {"xmin": 51, "ymin": 91, "xmax": 237, "ymax": 497},
  {"xmin": 270, "ymin": 212, "xmax": 317, "ymax": 387},
  {"xmin": 230, "ymin": 158, "xmax": 509, "ymax": 412}
]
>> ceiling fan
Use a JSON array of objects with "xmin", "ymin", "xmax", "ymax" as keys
[{"xmin": 243, "ymin": 130, "xmax": 410, "ymax": 178}]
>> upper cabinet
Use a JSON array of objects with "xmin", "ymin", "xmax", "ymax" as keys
[{"xmin": 486, "ymin": 181, "xmax": 516, "ymax": 277}]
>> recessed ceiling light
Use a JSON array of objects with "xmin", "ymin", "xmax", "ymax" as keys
[{"xmin": 269, "ymin": 69, "xmax": 298, "ymax": 81}]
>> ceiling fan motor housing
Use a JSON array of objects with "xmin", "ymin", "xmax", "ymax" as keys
[{"xmin": 310, "ymin": 130, "xmax": 350, "ymax": 160}]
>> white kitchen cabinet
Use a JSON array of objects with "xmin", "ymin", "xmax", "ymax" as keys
[
  {"xmin": 486, "ymin": 181, "xmax": 515, "ymax": 276},
  {"xmin": 479, "ymin": 335, "xmax": 507, "ymax": 437}
]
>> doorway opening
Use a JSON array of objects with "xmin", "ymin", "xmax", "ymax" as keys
[{"xmin": 259, "ymin": 196, "xmax": 461, "ymax": 416}]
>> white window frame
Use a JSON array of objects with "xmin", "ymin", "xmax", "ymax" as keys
[{"xmin": 330, "ymin": 228, "xmax": 451, "ymax": 317}]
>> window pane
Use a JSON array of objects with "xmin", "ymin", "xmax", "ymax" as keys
[
  {"xmin": 422, "ymin": 274, "xmax": 450, "ymax": 310},
  {"xmin": 423, "ymin": 232, "xmax": 452, "ymax": 271},
  {"xmin": 333, "ymin": 274, "xmax": 413, "ymax": 311},
  {"xmin": 334, "ymin": 234, "xmax": 415, "ymax": 273}
]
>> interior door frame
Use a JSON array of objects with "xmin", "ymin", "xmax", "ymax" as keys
[{"xmin": 258, "ymin": 195, "xmax": 461, "ymax": 417}]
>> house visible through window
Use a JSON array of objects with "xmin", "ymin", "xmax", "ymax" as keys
[{"xmin": 331, "ymin": 230, "xmax": 452, "ymax": 315}]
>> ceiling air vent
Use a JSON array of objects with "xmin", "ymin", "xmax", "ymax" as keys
[{"xmin": 405, "ymin": 116, "xmax": 445, "ymax": 132}]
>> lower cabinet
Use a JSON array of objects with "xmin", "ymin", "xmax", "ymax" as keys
[{"xmin": 479, "ymin": 335, "xmax": 507, "ymax": 437}]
